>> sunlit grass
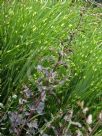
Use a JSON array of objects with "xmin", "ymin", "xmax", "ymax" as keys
[{"xmin": 0, "ymin": 0, "xmax": 102, "ymax": 135}]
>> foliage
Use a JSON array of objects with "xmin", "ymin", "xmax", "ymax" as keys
[{"xmin": 0, "ymin": 0, "xmax": 102, "ymax": 135}]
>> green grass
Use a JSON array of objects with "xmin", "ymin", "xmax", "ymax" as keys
[
  {"xmin": 0, "ymin": 0, "xmax": 102, "ymax": 135},
  {"xmin": 1, "ymin": 0, "xmax": 81, "ymax": 102}
]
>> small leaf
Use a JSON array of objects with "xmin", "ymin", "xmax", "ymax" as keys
[
  {"xmin": 23, "ymin": 86, "xmax": 33, "ymax": 98},
  {"xmin": 37, "ymin": 65, "xmax": 43, "ymax": 72},
  {"xmin": 19, "ymin": 98, "xmax": 27, "ymax": 105},
  {"xmin": 41, "ymin": 91, "xmax": 46, "ymax": 102},
  {"xmin": 0, "ymin": 103, "xmax": 4, "ymax": 108},
  {"xmin": 36, "ymin": 102, "xmax": 44, "ymax": 114},
  {"xmin": 27, "ymin": 120, "xmax": 38, "ymax": 129},
  {"xmin": 99, "ymin": 111, "xmax": 102, "ymax": 122},
  {"xmin": 12, "ymin": 95, "xmax": 17, "ymax": 99},
  {"xmin": 83, "ymin": 107, "xmax": 89, "ymax": 114},
  {"xmin": 86, "ymin": 114, "xmax": 92, "ymax": 125},
  {"xmin": 77, "ymin": 101, "xmax": 84, "ymax": 109}
]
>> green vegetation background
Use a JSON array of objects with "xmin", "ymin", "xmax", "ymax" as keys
[{"xmin": 0, "ymin": 0, "xmax": 102, "ymax": 135}]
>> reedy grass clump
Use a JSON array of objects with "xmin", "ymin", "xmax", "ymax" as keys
[
  {"xmin": 0, "ymin": 0, "xmax": 102, "ymax": 135},
  {"xmin": 1, "ymin": 0, "xmax": 81, "ymax": 102}
]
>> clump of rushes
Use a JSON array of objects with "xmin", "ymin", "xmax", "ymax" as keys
[
  {"xmin": 1, "ymin": 0, "xmax": 77, "ymax": 103},
  {"xmin": 0, "ymin": 0, "xmax": 102, "ymax": 135}
]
